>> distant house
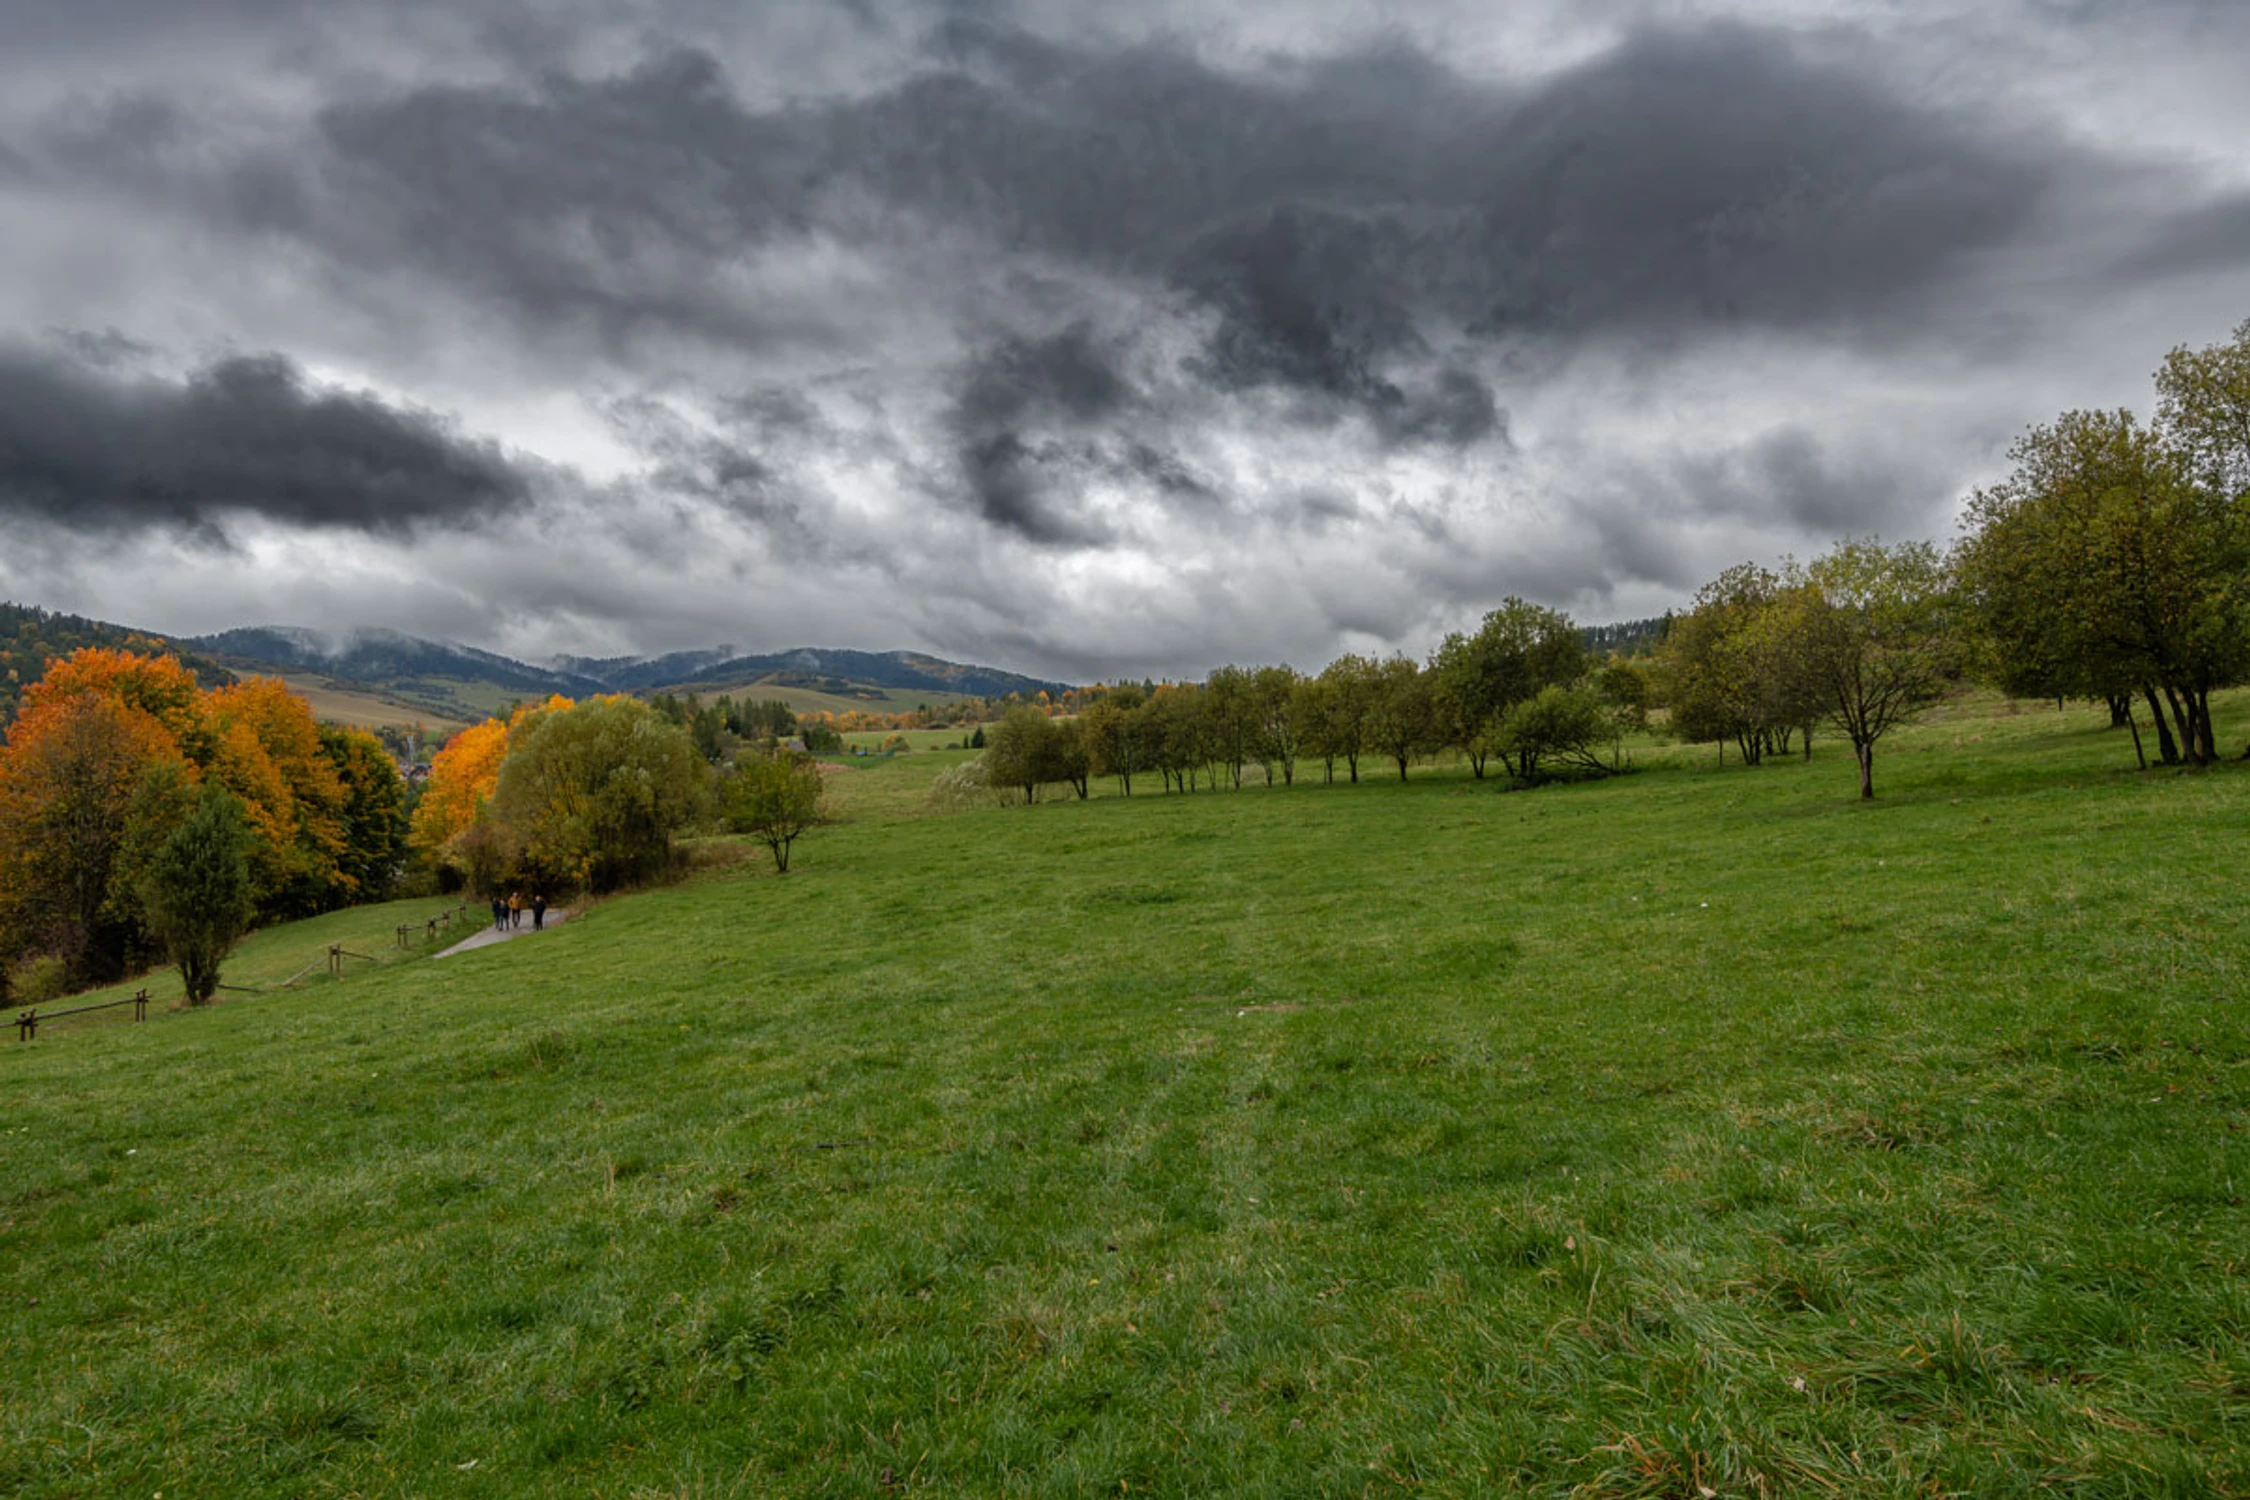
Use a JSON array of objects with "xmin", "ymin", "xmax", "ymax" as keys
[{"xmin": 781, "ymin": 737, "xmax": 807, "ymax": 753}]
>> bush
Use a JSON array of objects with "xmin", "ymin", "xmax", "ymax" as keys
[
  {"xmin": 7, "ymin": 953, "xmax": 72, "ymax": 1006},
  {"xmin": 1499, "ymin": 686, "xmax": 1611, "ymax": 783},
  {"xmin": 927, "ymin": 760, "xmax": 1018, "ymax": 811}
]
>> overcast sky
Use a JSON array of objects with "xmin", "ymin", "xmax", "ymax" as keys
[{"xmin": 3, "ymin": 0, "xmax": 2247, "ymax": 680}]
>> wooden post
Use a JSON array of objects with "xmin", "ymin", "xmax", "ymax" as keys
[
  {"xmin": 134, "ymin": 989, "xmax": 148, "ymax": 1022},
  {"xmin": 16, "ymin": 1009, "xmax": 35, "ymax": 1042},
  {"xmin": 329, "ymin": 943, "xmax": 342, "ymax": 978}
]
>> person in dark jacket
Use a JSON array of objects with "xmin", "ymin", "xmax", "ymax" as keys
[
  {"xmin": 491, "ymin": 894, "xmax": 507, "ymax": 930},
  {"xmin": 531, "ymin": 893, "xmax": 548, "ymax": 931}
]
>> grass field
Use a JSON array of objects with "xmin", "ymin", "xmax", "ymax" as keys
[
  {"xmin": 274, "ymin": 675, "xmax": 470, "ymax": 740},
  {"xmin": 4, "ymin": 695, "xmax": 2247, "ymax": 1497},
  {"xmin": 841, "ymin": 727, "xmax": 976, "ymax": 752},
  {"xmin": 684, "ymin": 678, "xmax": 984, "ymax": 719}
]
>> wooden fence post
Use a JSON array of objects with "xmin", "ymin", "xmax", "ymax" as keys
[
  {"xmin": 15, "ymin": 1009, "xmax": 34, "ymax": 1042},
  {"xmin": 134, "ymin": 989, "xmax": 148, "ymax": 1022}
]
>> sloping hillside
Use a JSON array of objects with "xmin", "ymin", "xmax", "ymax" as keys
[{"xmin": 0, "ymin": 602, "xmax": 235, "ymax": 726}]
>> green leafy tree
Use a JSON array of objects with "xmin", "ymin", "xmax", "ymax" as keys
[
  {"xmin": 721, "ymin": 753, "xmax": 829, "ymax": 872},
  {"xmin": 491, "ymin": 697, "xmax": 708, "ymax": 891},
  {"xmin": 1959, "ymin": 407, "xmax": 2249, "ymax": 766},
  {"xmin": 1429, "ymin": 600, "xmax": 1587, "ymax": 778},
  {"xmin": 1313, "ymin": 655, "xmax": 1378, "ymax": 783},
  {"xmin": 1203, "ymin": 665, "xmax": 1260, "ymax": 789},
  {"xmin": 1290, "ymin": 673, "xmax": 1340, "ymax": 782},
  {"xmin": 2158, "ymin": 316, "xmax": 2250, "ymax": 501},
  {"xmin": 1498, "ymin": 685, "xmax": 1610, "ymax": 783},
  {"xmin": 1592, "ymin": 658, "xmax": 1654, "ymax": 770},
  {"xmin": 321, "ymin": 726, "xmax": 410, "ymax": 902},
  {"xmin": 137, "ymin": 784, "xmax": 256, "ymax": 1006},
  {"xmin": 1251, "ymin": 665, "xmax": 1305, "ymax": 786},
  {"xmin": 1139, "ymin": 685, "xmax": 1209, "ymax": 793},
  {"xmin": 1080, "ymin": 686, "xmax": 1150, "ymax": 795},
  {"xmin": 1364, "ymin": 656, "xmax": 1436, "ymax": 782},
  {"xmin": 1775, "ymin": 540, "xmax": 1963, "ymax": 799},
  {"xmin": 982, "ymin": 704, "xmax": 1081, "ymax": 804},
  {"xmin": 1659, "ymin": 563, "xmax": 1818, "ymax": 766}
]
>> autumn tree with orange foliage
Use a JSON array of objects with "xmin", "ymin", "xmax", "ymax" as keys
[
  {"xmin": 0, "ymin": 647, "xmax": 411, "ymax": 989},
  {"xmin": 408, "ymin": 696, "xmax": 572, "ymax": 885},
  {"xmin": 0, "ymin": 688, "xmax": 183, "ymax": 983}
]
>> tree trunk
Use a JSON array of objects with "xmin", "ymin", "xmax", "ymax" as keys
[
  {"xmin": 1856, "ymin": 741, "xmax": 1874, "ymax": 800},
  {"xmin": 2142, "ymin": 685, "xmax": 2180, "ymax": 764},
  {"xmin": 2161, "ymin": 683, "xmax": 2197, "ymax": 765},
  {"xmin": 2107, "ymin": 693, "xmax": 2132, "ymax": 728},
  {"xmin": 2185, "ymin": 687, "xmax": 2216, "ymax": 765}
]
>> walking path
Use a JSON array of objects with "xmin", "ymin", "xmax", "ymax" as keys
[{"xmin": 436, "ymin": 907, "xmax": 572, "ymax": 959}]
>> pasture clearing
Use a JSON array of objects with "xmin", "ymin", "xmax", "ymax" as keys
[{"xmin": 3, "ymin": 694, "xmax": 2246, "ymax": 1496}]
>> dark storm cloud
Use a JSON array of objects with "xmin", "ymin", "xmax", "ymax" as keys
[
  {"xmin": 946, "ymin": 323, "xmax": 1134, "ymax": 542},
  {"xmin": 50, "ymin": 16, "xmax": 2181, "ymax": 394},
  {"xmin": 4, "ymin": 1, "xmax": 2248, "ymax": 674},
  {"xmin": 0, "ymin": 346, "xmax": 531, "ymax": 534},
  {"xmin": 1669, "ymin": 426, "xmax": 1946, "ymax": 543}
]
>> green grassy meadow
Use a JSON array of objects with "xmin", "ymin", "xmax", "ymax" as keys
[
  {"xmin": 688, "ymin": 679, "xmax": 983, "ymax": 720},
  {"xmin": 4, "ymin": 696, "xmax": 2248, "ymax": 1496}
]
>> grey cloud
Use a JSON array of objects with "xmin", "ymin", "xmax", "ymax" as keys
[
  {"xmin": 1715, "ymin": 428, "xmax": 1927, "ymax": 537},
  {"xmin": 52, "ymin": 19, "xmax": 2154, "ymax": 367},
  {"xmin": 946, "ymin": 323, "xmax": 1135, "ymax": 542},
  {"xmin": 46, "ymin": 326, "xmax": 155, "ymax": 368},
  {"xmin": 0, "ymin": 346, "xmax": 531, "ymax": 534},
  {"xmin": 954, "ymin": 322, "xmax": 1131, "ymax": 429},
  {"xmin": 1373, "ymin": 367, "xmax": 1506, "ymax": 449},
  {"xmin": 2, "ymin": 3, "xmax": 2247, "ymax": 677}
]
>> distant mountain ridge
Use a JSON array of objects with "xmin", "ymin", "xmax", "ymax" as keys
[
  {"xmin": 195, "ymin": 627, "xmax": 608, "ymax": 698},
  {"xmin": 192, "ymin": 626, "xmax": 1074, "ymax": 705},
  {"xmin": 555, "ymin": 645, "xmax": 1072, "ymax": 700}
]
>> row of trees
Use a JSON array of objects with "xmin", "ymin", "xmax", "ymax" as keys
[
  {"xmin": 957, "ymin": 318, "xmax": 2250, "ymax": 805},
  {"xmin": 956, "ymin": 600, "xmax": 1646, "ymax": 805},
  {"xmin": 0, "ymin": 649, "xmax": 408, "ymax": 1000}
]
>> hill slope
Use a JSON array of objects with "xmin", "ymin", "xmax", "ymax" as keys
[
  {"xmin": 0, "ymin": 601, "xmax": 236, "ymax": 726},
  {"xmin": 5, "ymin": 694, "xmax": 2247, "ymax": 1495}
]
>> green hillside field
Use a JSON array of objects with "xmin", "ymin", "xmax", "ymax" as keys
[
  {"xmin": 4, "ymin": 694, "xmax": 2247, "ymax": 1497},
  {"xmin": 680, "ymin": 676, "xmax": 984, "ymax": 719}
]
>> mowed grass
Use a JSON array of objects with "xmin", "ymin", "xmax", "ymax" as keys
[{"xmin": 4, "ymin": 697, "xmax": 2248, "ymax": 1497}]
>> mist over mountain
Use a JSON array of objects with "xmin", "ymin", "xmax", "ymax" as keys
[{"xmin": 194, "ymin": 625, "xmax": 1074, "ymax": 703}]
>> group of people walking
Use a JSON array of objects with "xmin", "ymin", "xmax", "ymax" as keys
[{"xmin": 488, "ymin": 889, "xmax": 550, "ymax": 932}]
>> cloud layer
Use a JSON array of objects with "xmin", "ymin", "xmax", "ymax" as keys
[{"xmin": 2, "ymin": 0, "xmax": 2247, "ymax": 677}]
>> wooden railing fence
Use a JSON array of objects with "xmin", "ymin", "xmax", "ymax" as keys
[{"xmin": 13, "ymin": 902, "xmax": 471, "ymax": 1042}]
